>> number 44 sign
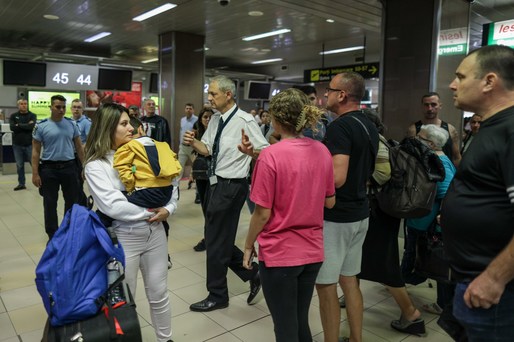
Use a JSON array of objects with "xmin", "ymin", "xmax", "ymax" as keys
[
  {"xmin": 46, "ymin": 62, "xmax": 99, "ymax": 90},
  {"xmin": 53, "ymin": 73, "xmax": 92, "ymax": 86}
]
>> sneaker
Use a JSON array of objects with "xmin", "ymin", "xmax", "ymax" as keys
[
  {"xmin": 168, "ymin": 254, "xmax": 173, "ymax": 270},
  {"xmin": 13, "ymin": 185, "xmax": 26, "ymax": 191}
]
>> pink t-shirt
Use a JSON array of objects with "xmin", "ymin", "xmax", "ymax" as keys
[{"xmin": 250, "ymin": 138, "xmax": 335, "ymax": 267}]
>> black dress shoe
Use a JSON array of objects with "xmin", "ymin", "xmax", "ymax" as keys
[
  {"xmin": 247, "ymin": 270, "xmax": 261, "ymax": 304},
  {"xmin": 190, "ymin": 298, "xmax": 228, "ymax": 312},
  {"xmin": 193, "ymin": 239, "xmax": 206, "ymax": 252}
]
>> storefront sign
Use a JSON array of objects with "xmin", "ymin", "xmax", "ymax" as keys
[
  {"xmin": 304, "ymin": 62, "xmax": 379, "ymax": 83},
  {"xmin": 438, "ymin": 28, "xmax": 468, "ymax": 56},
  {"xmin": 484, "ymin": 19, "xmax": 514, "ymax": 47}
]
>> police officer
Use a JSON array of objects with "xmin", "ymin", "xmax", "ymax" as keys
[
  {"xmin": 32, "ymin": 95, "xmax": 84, "ymax": 240},
  {"xmin": 71, "ymin": 99, "xmax": 91, "ymax": 206}
]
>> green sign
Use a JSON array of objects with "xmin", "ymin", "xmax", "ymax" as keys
[
  {"xmin": 485, "ymin": 19, "xmax": 514, "ymax": 48},
  {"xmin": 28, "ymin": 91, "xmax": 81, "ymax": 120},
  {"xmin": 438, "ymin": 43, "xmax": 468, "ymax": 56},
  {"xmin": 304, "ymin": 62, "xmax": 379, "ymax": 83}
]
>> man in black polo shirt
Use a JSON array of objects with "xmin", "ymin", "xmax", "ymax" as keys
[{"xmin": 441, "ymin": 45, "xmax": 514, "ymax": 339}]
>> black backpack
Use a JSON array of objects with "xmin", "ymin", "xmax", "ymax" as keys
[{"xmin": 373, "ymin": 137, "xmax": 445, "ymax": 218}]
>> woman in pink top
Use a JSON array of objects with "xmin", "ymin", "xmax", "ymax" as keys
[{"xmin": 243, "ymin": 88, "xmax": 335, "ymax": 342}]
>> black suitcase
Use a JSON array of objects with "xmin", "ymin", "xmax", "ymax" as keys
[{"xmin": 42, "ymin": 279, "xmax": 142, "ymax": 342}]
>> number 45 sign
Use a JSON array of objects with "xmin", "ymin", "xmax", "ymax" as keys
[{"xmin": 46, "ymin": 62, "xmax": 99, "ymax": 90}]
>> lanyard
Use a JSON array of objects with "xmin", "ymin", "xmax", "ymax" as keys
[{"xmin": 209, "ymin": 106, "xmax": 238, "ymax": 176}]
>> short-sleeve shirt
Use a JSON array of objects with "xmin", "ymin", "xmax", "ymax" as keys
[
  {"xmin": 180, "ymin": 115, "xmax": 198, "ymax": 144},
  {"xmin": 33, "ymin": 117, "xmax": 80, "ymax": 161},
  {"xmin": 323, "ymin": 110, "xmax": 379, "ymax": 223},
  {"xmin": 201, "ymin": 105, "xmax": 269, "ymax": 179},
  {"xmin": 441, "ymin": 106, "xmax": 514, "ymax": 287},
  {"xmin": 250, "ymin": 138, "xmax": 335, "ymax": 267},
  {"xmin": 74, "ymin": 115, "xmax": 92, "ymax": 144}
]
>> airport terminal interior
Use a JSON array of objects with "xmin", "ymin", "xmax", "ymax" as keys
[
  {"xmin": 0, "ymin": 0, "xmax": 513, "ymax": 341},
  {"xmin": 0, "ymin": 176, "xmax": 451, "ymax": 342}
]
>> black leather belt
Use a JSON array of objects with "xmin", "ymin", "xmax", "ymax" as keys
[
  {"xmin": 216, "ymin": 177, "xmax": 247, "ymax": 184},
  {"xmin": 40, "ymin": 160, "xmax": 76, "ymax": 169}
]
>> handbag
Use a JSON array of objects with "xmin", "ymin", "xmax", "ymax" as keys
[
  {"xmin": 42, "ymin": 275, "xmax": 142, "ymax": 342},
  {"xmin": 192, "ymin": 154, "xmax": 211, "ymax": 180},
  {"xmin": 414, "ymin": 219, "xmax": 453, "ymax": 283}
]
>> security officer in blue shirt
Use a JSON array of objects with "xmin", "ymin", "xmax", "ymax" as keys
[
  {"xmin": 71, "ymin": 99, "xmax": 91, "ymax": 146},
  {"xmin": 71, "ymin": 98, "xmax": 91, "ymax": 206},
  {"xmin": 32, "ymin": 95, "xmax": 84, "ymax": 240}
]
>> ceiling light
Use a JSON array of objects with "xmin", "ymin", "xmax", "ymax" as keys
[
  {"xmin": 43, "ymin": 14, "xmax": 59, "ymax": 20},
  {"xmin": 84, "ymin": 32, "xmax": 111, "ymax": 43},
  {"xmin": 319, "ymin": 46, "xmax": 364, "ymax": 55},
  {"xmin": 243, "ymin": 29, "xmax": 291, "ymax": 41},
  {"xmin": 100, "ymin": 63, "xmax": 143, "ymax": 70},
  {"xmin": 326, "ymin": 19, "xmax": 335, "ymax": 23},
  {"xmin": 251, "ymin": 58, "xmax": 283, "ymax": 64},
  {"xmin": 142, "ymin": 58, "xmax": 159, "ymax": 64},
  {"xmin": 132, "ymin": 3, "xmax": 177, "ymax": 22},
  {"xmin": 248, "ymin": 11, "xmax": 263, "ymax": 16}
]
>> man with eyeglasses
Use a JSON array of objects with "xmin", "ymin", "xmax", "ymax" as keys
[
  {"xmin": 71, "ymin": 99, "xmax": 91, "ymax": 206},
  {"xmin": 32, "ymin": 95, "xmax": 83, "ymax": 240},
  {"xmin": 315, "ymin": 72, "xmax": 379, "ymax": 342},
  {"xmin": 406, "ymin": 92, "xmax": 461, "ymax": 167}
]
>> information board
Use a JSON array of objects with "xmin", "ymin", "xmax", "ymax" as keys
[
  {"xmin": 46, "ymin": 62, "xmax": 98, "ymax": 90},
  {"xmin": 304, "ymin": 62, "xmax": 379, "ymax": 83}
]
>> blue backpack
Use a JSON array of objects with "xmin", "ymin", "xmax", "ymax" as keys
[{"xmin": 35, "ymin": 204, "xmax": 125, "ymax": 326}]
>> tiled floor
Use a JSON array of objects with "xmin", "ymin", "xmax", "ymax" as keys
[{"xmin": 0, "ymin": 172, "xmax": 453, "ymax": 342}]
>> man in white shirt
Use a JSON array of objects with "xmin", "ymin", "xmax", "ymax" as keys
[
  {"xmin": 177, "ymin": 103, "xmax": 198, "ymax": 180},
  {"xmin": 183, "ymin": 75, "xmax": 269, "ymax": 312}
]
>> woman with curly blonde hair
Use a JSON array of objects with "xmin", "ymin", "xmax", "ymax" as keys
[{"xmin": 242, "ymin": 88, "xmax": 336, "ymax": 342}]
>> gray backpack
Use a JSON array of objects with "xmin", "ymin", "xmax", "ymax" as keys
[{"xmin": 372, "ymin": 137, "xmax": 445, "ymax": 218}]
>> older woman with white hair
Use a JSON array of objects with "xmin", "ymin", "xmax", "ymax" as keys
[{"xmin": 400, "ymin": 124, "xmax": 457, "ymax": 318}]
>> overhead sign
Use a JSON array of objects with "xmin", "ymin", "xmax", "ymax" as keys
[
  {"xmin": 46, "ymin": 62, "xmax": 99, "ymax": 90},
  {"xmin": 438, "ymin": 28, "xmax": 468, "ymax": 56},
  {"xmin": 484, "ymin": 19, "xmax": 514, "ymax": 47},
  {"xmin": 27, "ymin": 91, "xmax": 81, "ymax": 120},
  {"xmin": 304, "ymin": 62, "xmax": 379, "ymax": 83}
]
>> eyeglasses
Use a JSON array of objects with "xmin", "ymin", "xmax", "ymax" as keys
[{"xmin": 326, "ymin": 87, "xmax": 343, "ymax": 93}]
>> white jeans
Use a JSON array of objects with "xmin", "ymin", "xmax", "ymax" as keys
[{"xmin": 115, "ymin": 222, "xmax": 171, "ymax": 342}]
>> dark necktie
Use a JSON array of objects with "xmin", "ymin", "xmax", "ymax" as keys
[{"xmin": 209, "ymin": 117, "xmax": 224, "ymax": 176}]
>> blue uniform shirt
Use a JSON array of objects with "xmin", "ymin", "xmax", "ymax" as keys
[
  {"xmin": 74, "ymin": 115, "xmax": 92, "ymax": 144},
  {"xmin": 33, "ymin": 117, "xmax": 80, "ymax": 161}
]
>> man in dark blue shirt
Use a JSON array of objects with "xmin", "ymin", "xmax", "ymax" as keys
[{"xmin": 9, "ymin": 99, "xmax": 37, "ymax": 191}]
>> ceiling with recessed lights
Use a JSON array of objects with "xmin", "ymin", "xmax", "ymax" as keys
[{"xmin": 0, "ymin": 0, "xmax": 512, "ymax": 78}]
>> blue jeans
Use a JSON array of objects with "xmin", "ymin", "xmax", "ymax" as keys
[
  {"xmin": 12, "ymin": 144, "xmax": 32, "ymax": 186},
  {"xmin": 453, "ymin": 282, "xmax": 514, "ymax": 341}
]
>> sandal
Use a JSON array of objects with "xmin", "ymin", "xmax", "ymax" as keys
[
  {"xmin": 422, "ymin": 302, "xmax": 443, "ymax": 315},
  {"xmin": 391, "ymin": 315, "xmax": 426, "ymax": 336}
]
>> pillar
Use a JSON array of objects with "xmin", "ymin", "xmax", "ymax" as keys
[
  {"xmin": 380, "ymin": 0, "xmax": 470, "ymax": 141},
  {"xmin": 159, "ymin": 32, "xmax": 205, "ymax": 151}
]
